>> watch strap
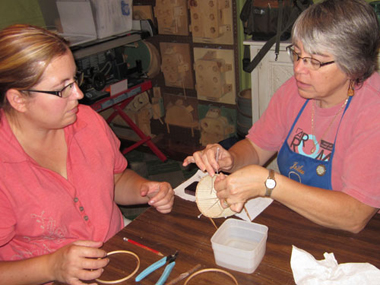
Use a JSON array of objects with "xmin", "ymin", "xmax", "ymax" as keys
[{"xmin": 264, "ymin": 188, "xmax": 272, "ymax": 198}]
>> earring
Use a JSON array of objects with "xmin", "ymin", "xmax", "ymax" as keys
[{"xmin": 348, "ymin": 81, "xmax": 355, "ymax": 97}]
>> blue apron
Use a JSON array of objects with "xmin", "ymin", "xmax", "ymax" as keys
[{"xmin": 277, "ymin": 97, "xmax": 352, "ymax": 189}]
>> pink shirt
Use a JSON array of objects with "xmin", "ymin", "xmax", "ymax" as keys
[
  {"xmin": 0, "ymin": 105, "xmax": 127, "ymax": 261},
  {"xmin": 247, "ymin": 73, "xmax": 380, "ymax": 208}
]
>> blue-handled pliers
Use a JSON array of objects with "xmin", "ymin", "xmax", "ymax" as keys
[{"xmin": 135, "ymin": 251, "xmax": 179, "ymax": 285}]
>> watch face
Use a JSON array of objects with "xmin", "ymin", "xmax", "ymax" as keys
[{"xmin": 266, "ymin": 179, "xmax": 276, "ymax": 189}]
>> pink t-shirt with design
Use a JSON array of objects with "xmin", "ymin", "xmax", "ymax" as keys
[
  {"xmin": 247, "ymin": 73, "xmax": 380, "ymax": 208},
  {"xmin": 0, "ymin": 105, "xmax": 127, "ymax": 261}
]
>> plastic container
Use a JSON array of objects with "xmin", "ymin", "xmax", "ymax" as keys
[{"xmin": 211, "ymin": 218, "xmax": 268, "ymax": 274}]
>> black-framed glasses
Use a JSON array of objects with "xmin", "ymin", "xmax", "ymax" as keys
[
  {"xmin": 286, "ymin": 45, "xmax": 335, "ymax": 70},
  {"xmin": 23, "ymin": 76, "xmax": 82, "ymax": 98}
]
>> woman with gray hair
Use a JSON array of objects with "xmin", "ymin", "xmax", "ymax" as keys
[{"xmin": 184, "ymin": 0, "xmax": 380, "ymax": 233}]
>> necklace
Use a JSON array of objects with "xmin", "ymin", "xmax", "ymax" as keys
[{"xmin": 310, "ymin": 98, "xmax": 348, "ymax": 153}]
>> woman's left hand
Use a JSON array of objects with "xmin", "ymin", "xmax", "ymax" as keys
[
  {"xmin": 214, "ymin": 165, "xmax": 268, "ymax": 212},
  {"xmin": 140, "ymin": 181, "xmax": 174, "ymax": 214}
]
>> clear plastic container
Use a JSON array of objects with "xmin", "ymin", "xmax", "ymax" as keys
[{"xmin": 211, "ymin": 218, "xmax": 268, "ymax": 274}]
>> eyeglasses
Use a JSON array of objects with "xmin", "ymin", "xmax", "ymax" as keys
[
  {"xmin": 286, "ymin": 45, "xmax": 335, "ymax": 70},
  {"xmin": 23, "ymin": 76, "xmax": 82, "ymax": 98}
]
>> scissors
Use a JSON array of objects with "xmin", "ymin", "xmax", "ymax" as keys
[{"xmin": 135, "ymin": 251, "xmax": 179, "ymax": 285}]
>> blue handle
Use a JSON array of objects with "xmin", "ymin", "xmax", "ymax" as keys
[
  {"xmin": 135, "ymin": 257, "xmax": 166, "ymax": 282},
  {"xmin": 156, "ymin": 261, "xmax": 175, "ymax": 285}
]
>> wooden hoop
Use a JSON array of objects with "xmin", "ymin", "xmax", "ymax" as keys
[
  {"xmin": 184, "ymin": 268, "xmax": 238, "ymax": 285},
  {"xmin": 195, "ymin": 175, "xmax": 236, "ymax": 218},
  {"xmin": 96, "ymin": 250, "xmax": 140, "ymax": 284}
]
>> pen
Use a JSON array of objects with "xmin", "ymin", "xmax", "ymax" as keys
[{"xmin": 123, "ymin": 237, "xmax": 164, "ymax": 256}]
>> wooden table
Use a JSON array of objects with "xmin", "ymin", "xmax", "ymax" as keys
[{"xmin": 91, "ymin": 197, "xmax": 380, "ymax": 284}]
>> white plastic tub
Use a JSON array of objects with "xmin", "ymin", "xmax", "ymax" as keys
[{"xmin": 211, "ymin": 218, "xmax": 268, "ymax": 273}]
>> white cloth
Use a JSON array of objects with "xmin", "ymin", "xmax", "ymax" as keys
[{"xmin": 291, "ymin": 245, "xmax": 380, "ymax": 285}]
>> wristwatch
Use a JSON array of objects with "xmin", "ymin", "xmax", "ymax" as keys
[{"xmin": 264, "ymin": 169, "xmax": 276, "ymax": 197}]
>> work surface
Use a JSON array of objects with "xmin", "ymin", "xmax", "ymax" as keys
[{"xmin": 90, "ymin": 197, "xmax": 380, "ymax": 284}]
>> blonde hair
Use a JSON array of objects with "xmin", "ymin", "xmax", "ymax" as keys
[{"xmin": 0, "ymin": 24, "xmax": 70, "ymax": 110}]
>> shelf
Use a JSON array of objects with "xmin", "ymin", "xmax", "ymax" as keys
[
  {"xmin": 71, "ymin": 31, "xmax": 142, "ymax": 59},
  {"xmin": 90, "ymin": 80, "xmax": 152, "ymax": 113}
]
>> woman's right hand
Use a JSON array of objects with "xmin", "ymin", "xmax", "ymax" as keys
[
  {"xmin": 183, "ymin": 144, "xmax": 234, "ymax": 176},
  {"xmin": 49, "ymin": 240, "xmax": 109, "ymax": 285}
]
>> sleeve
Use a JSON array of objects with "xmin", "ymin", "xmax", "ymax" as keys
[
  {"xmin": 246, "ymin": 77, "xmax": 303, "ymax": 152},
  {"xmin": 101, "ymin": 118, "xmax": 128, "ymax": 174},
  {"xmin": 81, "ymin": 105, "xmax": 128, "ymax": 174},
  {"xmin": 339, "ymin": 104, "xmax": 380, "ymax": 208}
]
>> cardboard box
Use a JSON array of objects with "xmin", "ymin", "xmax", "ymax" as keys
[{"xmin": 90, "ymin": 0, "xmax": 133, "ymax": 39}]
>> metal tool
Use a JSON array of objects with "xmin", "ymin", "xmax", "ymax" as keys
[
  {"xmin": 215, "ymin": 147, "xmax": 220, "ymax": 174},
  {"xmin": 166, "ymin": 263, "xmax": 202, "ymax": 285},
  {"xmin": 135, "ymin": 251, "xmax": 178, "ymax": 285},
  {"xmin": 211, "ymin": 147, "xmax": 220, "ymax": 194}
]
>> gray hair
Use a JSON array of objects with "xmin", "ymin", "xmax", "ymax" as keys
[{"xmin": 292, "ymin": 0, "xmax": 380, "ymax": 84}]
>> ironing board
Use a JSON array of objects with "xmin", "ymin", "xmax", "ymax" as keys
[{"xmin": 90, "ymin": 80, "xmax": 167, "ymax": 162}]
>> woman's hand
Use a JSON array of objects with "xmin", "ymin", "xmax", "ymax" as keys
[
  {"xmin": 183, "ymin": 144, "xmax": 234, "ymax": 176},
  {"xmin": 140, "ymin": 181, "xmax": 174, "ymax": 214},
  {"xmin": 214, "ymin": 165, "xmax": 268, "ymax": 212},
  {"xmin": 49, "ymin": 240, "xmax": 108, "ymax": 285}
]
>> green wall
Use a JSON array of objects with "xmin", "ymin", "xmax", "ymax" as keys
[
  {"xmin": 0, "ymin": 0, "xmax": 45, "ymax": 30},
  {"xmin": 237, "ymin": 0, "xmax": 251, "ymax": 92},
  {"xmin": 1, "ymin": 0, "xmax": 378, "ymax": 91}
]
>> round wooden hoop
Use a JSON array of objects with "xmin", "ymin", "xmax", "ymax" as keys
[
  {"xmin": 195, "ymin": 175, "xmax": 235, "ymax": 218},
  {"xmin": 96, "ymin": 250, "xmax": 140, "ymax": 284},
  {"xmin": 184, "ymin": 268, "xmax": 238, "ymax": 285}
]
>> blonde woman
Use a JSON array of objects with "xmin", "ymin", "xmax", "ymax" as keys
[{"xmin": 0, "ymin": 24, "xmax": 174, "ymax": 284}]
